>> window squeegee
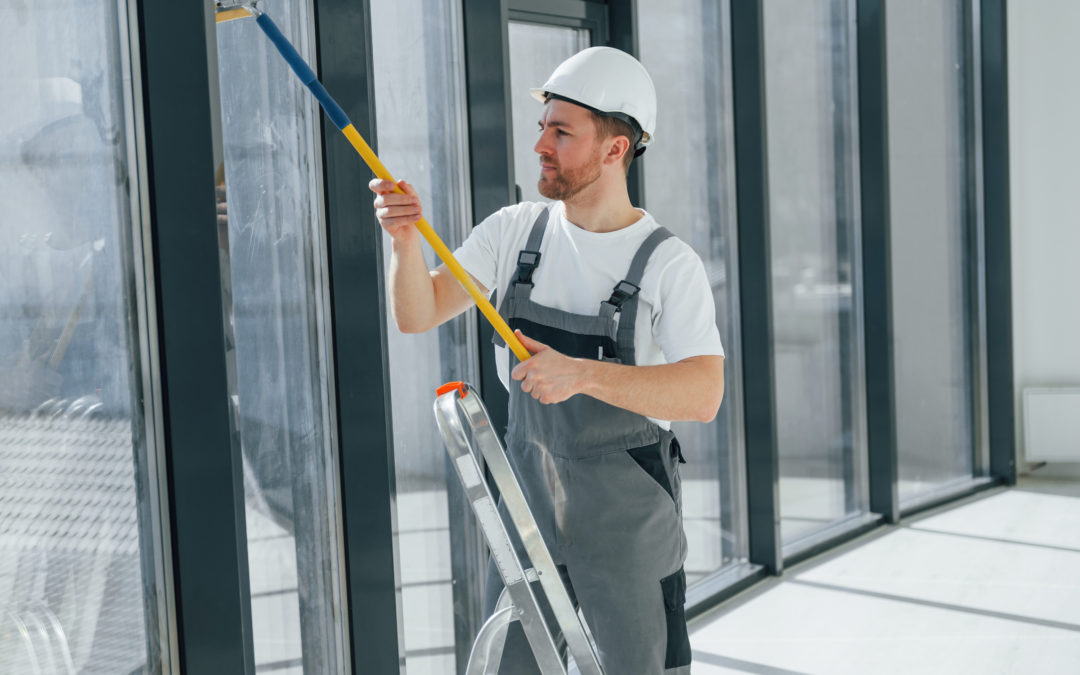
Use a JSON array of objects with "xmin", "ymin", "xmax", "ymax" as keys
[{"xmin": 214, "ymin": 2, "xmax": 532, "ymax": 361}]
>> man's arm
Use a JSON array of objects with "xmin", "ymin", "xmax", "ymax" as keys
[
  {"xmin": 371, "ymin": 178, "xmax": 483, "ymax": 333},
  {"xmin": 511, "ymin": 331, "xmax": 725, "ymax": 423}
]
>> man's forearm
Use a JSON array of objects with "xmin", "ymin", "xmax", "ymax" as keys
[{"xmin": 578, "ymin": 356, "xmax": 725, "ymax": 423}]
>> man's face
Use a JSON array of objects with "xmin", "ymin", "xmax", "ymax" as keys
[{"xmin": 533, "ymin": 99, "xmax": 605, "ymax": 201}]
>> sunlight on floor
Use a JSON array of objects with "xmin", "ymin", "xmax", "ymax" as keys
[{"xmin": 690, "ymin": 477, "xmax": 1080, "ymax": 674}]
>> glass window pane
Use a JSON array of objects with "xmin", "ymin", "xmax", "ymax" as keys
[
  {"xmin": 763, "ymin": 0, "xmax": 869, "ymax": 548},
  {"xmin": 886, "ymin": 0, "xmax": 976, "ymax": 503},
  {"xmin": 215, "ymin": 2, "xmax": 346, "ymax": 671},
  {"xmin": 370, "ymin": 0, "xmax": 480, "ymax": 672},
  {"xmin": 508, "ymin": 22, "xmax": 590, "ymax": 204},
  {"xmin": 0, "ymin": 2, "xmax": 168, "ymax": 672},
  {"xmin": 638, "ymin": 0, "xmax": 749, "ymax": 582}
]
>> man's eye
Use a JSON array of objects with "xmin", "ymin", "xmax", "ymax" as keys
[{"xmin": 556, "ymin": 129, "xmax": 568, "ymax": 136}]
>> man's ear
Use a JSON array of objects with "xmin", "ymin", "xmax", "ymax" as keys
[{"xmin": 604, "ymin": 135, "xmax": 631, "ymax": 167}]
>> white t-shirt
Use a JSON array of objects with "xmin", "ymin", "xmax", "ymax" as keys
[{"xmin": 454, "ymin": 200, "xmax": 725, "ymax": 426}]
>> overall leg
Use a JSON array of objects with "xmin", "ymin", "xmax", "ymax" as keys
[
  {"xmin": 559, "ymin": 432, "xmax": 691, "ymax": 674},
  {"xmin": 563, "ymin": 558, "xmax": 690, "ymax": 675}
]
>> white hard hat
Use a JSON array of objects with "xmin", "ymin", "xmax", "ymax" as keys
[{"xmin": 531, "ymin": 47, "xmax": 657, "ymax": 152}]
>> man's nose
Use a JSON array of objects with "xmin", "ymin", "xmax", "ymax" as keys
[{"xmin": 534, "ymin": 129, "xmax": 553, "ymax": 156}]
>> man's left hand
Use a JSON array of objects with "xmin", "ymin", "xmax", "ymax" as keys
[{"xmin": 510, "ymin": 330, "xmax": 586, "ymax": 405}]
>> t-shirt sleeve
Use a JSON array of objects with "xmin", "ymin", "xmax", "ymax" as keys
[
  {"xmin": 652, "ymin": 244, "xmax": 726, "ymax": 363},
  {"xmin": 451, "ymin": 208, "xmax": 505, "ymax": 292}
]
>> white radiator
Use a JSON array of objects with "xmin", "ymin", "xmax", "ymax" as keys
[{"xmin": 1023, "ymin": 387, "xmax": 1080, "ymax": 462}]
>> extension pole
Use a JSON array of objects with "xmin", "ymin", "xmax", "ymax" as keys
[{"xmin": 217, "ymin": 6, "xmax": 531, "ymax": 361}]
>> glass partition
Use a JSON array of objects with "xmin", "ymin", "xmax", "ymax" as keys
[
  {"xmin": 0, "ymin": 1, "xmax": 168, "ymax": 671},
  {"xmin": 638, "ymin": 0, "xmax": 749, "ymax": 583},
  {"xmin": 763, "ymin": 0, "xmax": 869, "ymax": 549},
  {"xmin": 370, "ymin": 0, "xmax": 481, "ymax": 672},
  {"xmin": 215, "ymin": 2, "xmax": 346, "ymax": 672},
  {"xmin": 508, "ymin": 22, "xmax": 590, "ymax": 204},
  {"xmin": 886, "ymin": 0, "xmax": 978, "ymax": 504}
]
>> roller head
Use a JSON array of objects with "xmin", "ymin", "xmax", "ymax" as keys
[{"xmin": 215, "ymin": 2, "xmax": 257, "ymax": 23}]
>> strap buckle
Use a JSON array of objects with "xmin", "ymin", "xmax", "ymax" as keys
[
  {"xmin": 515, "ymin": 250, "xmax": 541, "ymax": 285},
  {"xmin": 606, "ymin": 280, "xmax": 640, "ymax": 309}
]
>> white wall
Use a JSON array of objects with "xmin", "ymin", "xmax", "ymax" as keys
[{"xmin": 1008, "ymin": 0, "xmax": 1080, "ymax": 469}]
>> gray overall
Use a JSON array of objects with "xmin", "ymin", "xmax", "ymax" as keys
[{"xmin": 487, "ymin": 207, "xmax": 692, "ymax": 674}]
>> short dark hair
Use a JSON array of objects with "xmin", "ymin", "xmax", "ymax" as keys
[{"xmin": 589, "ymin": 111, "xmax": 636, "ymax": 173}]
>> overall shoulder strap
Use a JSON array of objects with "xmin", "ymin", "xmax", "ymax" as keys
[
  {"xmin": 625, "ymin": 226, "xmax": 674, "ymax": 288},
  {"xmin": 492, "ymin": 206, "xmax": 550, "ymax": 347},
  {"xmin": 601, "ymin": 227, "xmax": 675, "ymax": 365},
  {"xmin": 512, "ymin": 206, "xmax": 549, "ymax": 288}
]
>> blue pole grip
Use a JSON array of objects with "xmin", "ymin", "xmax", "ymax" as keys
[{"xmin": 255, "ymin": 13, "xmax": 351, "ymax": 131}]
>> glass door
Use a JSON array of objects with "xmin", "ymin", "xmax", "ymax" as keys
[
  {"xmin": 762, "ymin": 0, "xmax": 871, "ymax": 551},
  {"xmin": 507, "ymin": 21, "xmax": 591, "ymax": 204},
  {"xmin": 886, "ymin": 0, "xmax": 982, "ymax": 507},
  {"xmin": 370, "ymin": 0, "xmax": 482, "ymax": 673},
  {"xmin": 0, "ymin": 1, "xmax": 170, "ymax": 671},
  {"xmin": 637, "ymin": 0, "xmax": 750, "ymax": 585},
  {"xmin": 214, "ymin": 2, "xmax": 347, "ymax": 671}
]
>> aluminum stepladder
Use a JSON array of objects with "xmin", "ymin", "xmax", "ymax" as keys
[{"xmin": 434, "ymin": 382, "xmax": 604, "ymax": 675}]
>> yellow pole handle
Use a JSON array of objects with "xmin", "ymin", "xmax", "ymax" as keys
[{"xmin": 341, "ymin": 125, "xmax": 532, "ymax": 362}]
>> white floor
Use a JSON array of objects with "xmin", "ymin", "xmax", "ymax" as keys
[
  {"xmin": 689, "ymin": 475, "xmax": 1080, "ymax": 674},
  {"xmin": 245, "ymin": 472, "xmax": 1080, "ymax": 674}
]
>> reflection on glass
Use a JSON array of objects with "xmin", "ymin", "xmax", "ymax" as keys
[
  {"xmin": 638, "ymin": 0, "xmax": 748, "ymax": 582},
  {"xmin": 508, "ymin": 22, "xmax": 590, "ymax": 204},
  {"xmin": 215, "ymin": 1, "xmax": 345, "ymax": 672},
  {"xmin": 886, "ymin": 0, "xmax": 976, "ymax": 503},
  {"xmin": 763, "ymin": 0, "xmax": 868, "ymax": 547},
  {"xmin": 0, "ymin": 2, "xmax": 166, "ymax": 672},
  {"xmin": 370, "ymin": 0, "xmax": 480, "ymax": 673}
]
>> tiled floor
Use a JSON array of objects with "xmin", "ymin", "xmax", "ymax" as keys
[
  {"xmin": 246, "ymin": 503, "xmax": 305, "ymax": 674},
  {"xmin": 689, "ymin": 475, "xmax": 1080, "ymax": 674},
  {"xmin": 398, "ymin": 489, "xmax": 457, "ymax": 673}
]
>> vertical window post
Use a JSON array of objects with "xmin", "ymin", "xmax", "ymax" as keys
[
  {"xmin": 729, "ymin": 0, "xmax": 782, "ymax": 575},
  {"xmin": 856, "ymin": 0, "xmax": 900, "ymax": 523},
  {"xmin": 312, "ymin": 0, "xmax": 404, "ymax": 670},
  {"xmin": 980, "ymin": 0, "xmax": 1016, "ymax": 486},
  {"xmin": 607, "ymin": 0, "xmax": 645, "ymax": 206},
  {"xmin": 135, "ymin": 0, "xmax": 255, "ymax": 671},
  {"xmin": 463, "ymin": 0, "xmax": 516, "ymax": 436}
]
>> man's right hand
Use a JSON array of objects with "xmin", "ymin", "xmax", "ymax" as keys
[
  {"xmin": 367, "ymin": 176, "xmax": 481, "ymax": 333},
  {"xmin": 370, "ymin": 178, "xmax": 422, "ymax": 242}
]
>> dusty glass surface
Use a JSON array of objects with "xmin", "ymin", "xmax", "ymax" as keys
[
  {"xmin": 886, "ymin": 0, "xmax": 976, "ymax": 503},
  {"xmin": 215, "ymin": 1, "xmax": 345, "ymax": 672},
  {"xmin": 0, "ymin": 1, "xmax": 166, "ymax": 672},
  {"xmin": 508, "ymin": 22, "xmax": 590, "ymax": 205},
  {"xmin": 370, "ymin": 0, "xmax": 480, "ymax": 672},
  {"xmin": 638, "ymin": 0, "xmax": 748, "ymax": 582},
  {"xmin": 763, "ymin": 0, "xmax": 868, "ymax": 547}
]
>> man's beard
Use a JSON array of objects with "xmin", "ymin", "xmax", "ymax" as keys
[{"xmin": 537, "ymin": 151, "xmax": 603, "ymax": 201}]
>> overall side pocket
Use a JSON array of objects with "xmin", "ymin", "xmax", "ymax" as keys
[{"xmin": 660, "ymin": 567, "xmax": 691, "ymax": 669}]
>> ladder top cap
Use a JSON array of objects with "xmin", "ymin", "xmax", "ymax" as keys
[{"xmin": 436, "ymin": 381, "xmax": 468, "ymax": 399}]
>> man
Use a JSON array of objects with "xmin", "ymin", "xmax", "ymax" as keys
[{"xmin": 371, "ymin": 47, "xmax": 724, "ymax": 675}]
